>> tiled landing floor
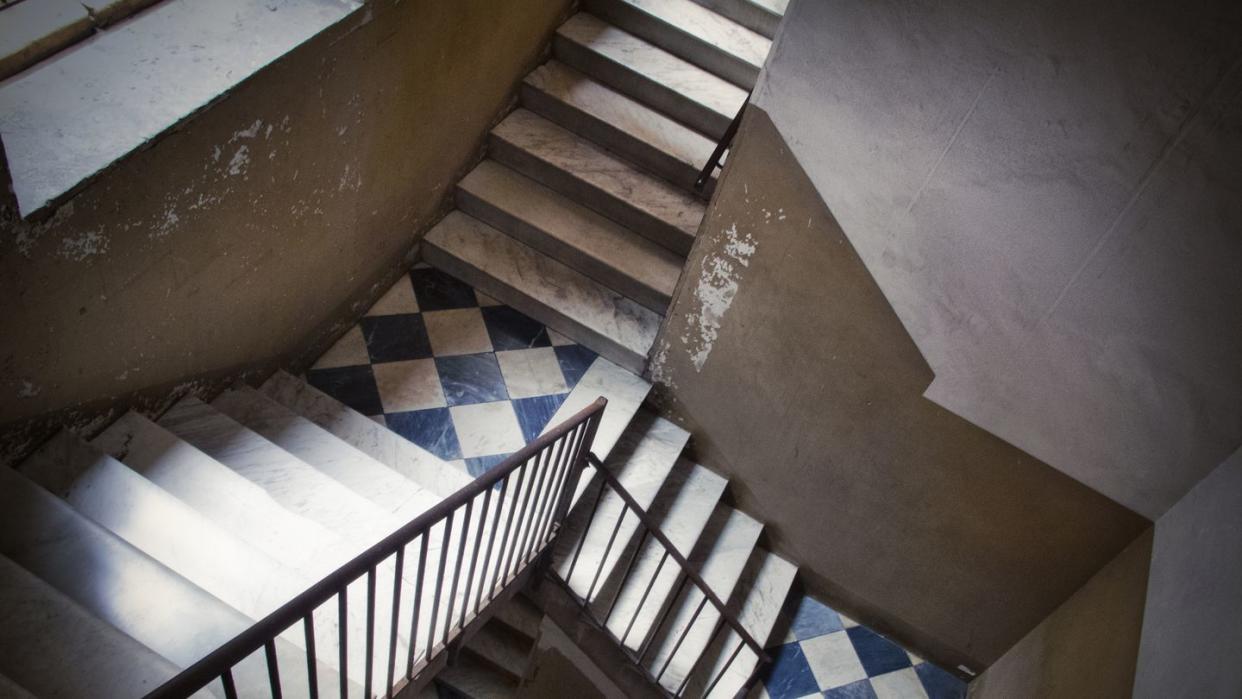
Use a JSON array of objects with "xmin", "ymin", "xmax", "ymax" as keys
[
  {"xmin": 758, "ymin": 594, "xmax": 967, "ymax": 699},
  {"xmin": 305, "ymin": 263, "xmax": 597, "ymax": 479}
]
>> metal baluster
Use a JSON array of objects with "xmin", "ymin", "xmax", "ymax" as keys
[
  {"xmin": 639, "ymin": 574, "xmax": 689, "ymax": 666},
  {"xmin": 365, "ymin": 568, "xmax": 376, "ymax": 699},
  {"xmin": 676, "ymin": 615, "xmax": 726, "ymax": 696},
  {"xmin": 511, "ymin": 447, "xmax": 553, "ymax": 575},
  {"xmin": 491, "ymin": 462, "xmax": 529, "ymax": 593},
  {"xmin": 303, "ymin": 613, "xmax": 319, "ymax": 699},
  {"xmin": 264, "ymin": 639, "xmax": 283, "ymax": 699},
  {"xmin": 386, "ymin": 546, "xmax": 405, "ymax": 698},
  {"xmin": 702, "ymin": 637, "xmax": 747, "ymax": 698},
  {"xmin": 406, "ymin": 534, "xmax": 428, "ymax": 680},
  {"xmin": 565, "ymin": 480, "xmax": 610, "ymax": 586},
  {"xmin": 586, "ymin": 507, "xmax": 628, "ymax": 605},
  {"xmin": 427, "ymin": 513, "xmax": 454, "ymax": 662},
  {"xmin": 655, "ymin": 594, "xmax": 710, "ymax": 682},
  {"xmin": 221, "ymin": 670, "xmax": 239, "ymax": 699},
  {"xmin": 338, "ymin": 589, "xmax": 348, "ymax": 699},
  {"xmin": 622, "ymin": 549, "xmax": 669, "ymax": 645},
  {"xmin": 443, "ymin": 499, "xmax": 473, "ymax": 648},
  {"xmin": 603, "ymin": 527, "xmax": 651, "ymax": 626},
  {"xmin": 460, "ymin": 487, "xmax": 492, "ymax": 629},
  {"xmin": 477, "ymin": 476, "xmax": 510, "ymax": 609},
  {"xmin": 501, "ymin": 456, "xmax": 542, "ymax": 583},
  {"xmin": 532, "ymin": 431, "xmax": 574, "ymax": 547}
]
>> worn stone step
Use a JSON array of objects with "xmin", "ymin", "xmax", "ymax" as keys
[
  {"xmin": 492, "ymin": 595, "xmax": 544, "ymax": 641},
  {"xmin": 463, "ymin": 620, "xmax": 533, "ymax": 682},
  {"xmin": 436, "ymin": 649, "xmax": 518, "ymax": 699},
  {"xmin": 522, "ymin": 61, "xmax": 717, "ymax": 195},
  {"xmin": 555, "ymin": 12, "xmax": 747, "ymax": 139},
  {"xmin": 457, "ymin": 159, "xmax": 682, "ymax": 314},
  {"xmin": 259, "ymin": 370, "xmax": 473, "ymax": 499},
  {"xmin": 688, "ymin": 0, "xmax": 786, "ymax": 39},
  {"xmin": 583, "ymin": 0, "xmax": 770, "ymax": 88},
  {"xmin": 423, "ymin": 210, "xmax": 661, "ymax": 375},
  {"xmin": 490, "ymin": 108, "xmax": 702, "ymax": 257},
  {"xmin": 0, "ymin": 554, "xmax": 191, "ymax": 699}
]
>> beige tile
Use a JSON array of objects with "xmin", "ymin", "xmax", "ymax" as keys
[
  {"xmin": 449, "ymin": 401, "xmax": 525, "ymax": 458},
  {"xmin": 870, "ymin": 667, "xmax": 929, "ymax": 699},
  {"xmin": 423, "ymin": 308, "xmax": 493, "ymax": 356},
  {"xmin": 475, "ymin": 290, "xmax": 504, "ymax": 306},
  {"xmin": 365, "ymin": 278, "xmax": 420, "ymax": 316},
  {"xmin": 373, "ymin": 359, "xmax": 445, "ymax": 412},
  {"xmin": 546, "ymin": 328, "xmax": 576, "ymax": 346},
  {"xmin": 496, "ymin": 348, "xmax": 567, "ymax": 398},
  {"xmin": 801, "ymin": 630, "xmax": 867, "ymax": 690},
  {"xmin": 311, "ymin": 325, "xmax": 370, "ymax": 369}
]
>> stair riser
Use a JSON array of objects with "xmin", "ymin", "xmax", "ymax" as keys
[
  {"xmin": 454, "ymin": 185, "xmax": 671, "ymax": 314},
  {"xmin": 583, "ymin": 0, "xmax": 760, "ymax": 89},
  {"xmin": 553, "ymin": 33, "xmax": 730, "ymax": 140},
  {"xmin": 488, "ymin": 132, "xmax": 694, "ymax": 257},
  {"xmin": 688, "ymin": 0, "xmax": 781, "ymax": 39},
  {"xmin": 520, "ymin": 82, "xmax": 715, "ymax": 198},
  {"xmin": 423, "ymin": 238, "xmax": 649, "ymax": 375}
]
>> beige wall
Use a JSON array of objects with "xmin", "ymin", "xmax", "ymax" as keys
[
  {"xmin": 0, "ymin": 0, "xmax": 571, "ymax": 456},
  {"xmin": 650, "ymin": 107, "xmax": 1148, "ymax": 671},
  {"xmin": 969, "ymin": 529, "xmax": 1152, "ymax": 698}
]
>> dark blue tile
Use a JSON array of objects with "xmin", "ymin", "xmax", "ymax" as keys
[
  {"xmin": 465, "ymin": 453, "xmax": 511, "ymax": 479},
  {"xmin": 481, "ymin": 306, "xmax": 551, "ymax": 351},
  {"xmin": 790, "ymin": 595, "xmax": 844, "ymax": 641},
  {"xmin": 385, "ymin": 408, "xmax": 461, "ymax": 461},
  {"xmin": 512, "ymin": 394, "xmax": 568, "ymax": 443},
  {"xmin": 306, "ymin": 366, "xmax": 383, "ymax": 416},
  {"xmin": 409, "ymin": 268, "xmax": 478, "ymax": 311},
  {"xmin": 554, "ymin": 344, "xmax": 597, "ymax": 389},
  {"xmin": 761, "ymin": 642, "xmax": 821, "ymax": 699},
  {"xmin": 846, "ymin": 627, "xmax": 911, "ymax": 678},
  {"xmin": 915, "ymin": 663, "xmax": 966, "ymax": 699},
  {"xmin": 823, "ymin": 679, "xmax": 878, "ymax": 699},
  {"xmin": 359, "ymin": 314, "xmax": 432, "ymax": 363},
  {"xmin": 435, "ymin": 353, "xmax": 508, "ymax": 407}
]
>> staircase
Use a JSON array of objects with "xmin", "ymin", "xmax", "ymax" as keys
[{"xmin": 0, "ymin": 1, "xmax": 798, "ymax": 697}]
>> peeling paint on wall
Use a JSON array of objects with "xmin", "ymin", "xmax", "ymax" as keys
[
  {"xmin": 682, "ymin": 222, "xmax": 757, "ymax": 372},
  {"xmin": 59, "ymin": 230, "xmax": 109, "ymax": 261}
]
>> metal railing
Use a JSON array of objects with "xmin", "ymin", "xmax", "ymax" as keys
[
  {"xmin": 694, "ymin": 93, "xmax": 751, "ymax": 193},
  {"xmin": 551, "ymin": 453, "xmax": 771, "ymax": 698},
  {"xmin": 146, "ymin": 397, "xmax": 606, "ymax": 699}
]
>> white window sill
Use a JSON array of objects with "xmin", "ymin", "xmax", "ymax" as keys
[{"xmin": 0, "ymin": 0, "xmax": 362, "ymax": 218}]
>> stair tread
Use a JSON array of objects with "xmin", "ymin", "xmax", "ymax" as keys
[
  {"xmin": 689, "ymin": 0, "xmax": 786, "ymax": 39},
  {"xmin": 261, "ymin": 369, "xmax": 474, "ymax": 498},
  {"xmin": 557, "ymin": 12, "xmax": 747, "ymax": 135},
  {"xmin": 604, "ymin": 459, "xmax": 728, "ymax": 647},
  {"xmin": 523, "ymin": 61, "xmax": 716, "ymax": 191},
  {"xmin": 590, "ymin": 0, "xmax": 770, "ymax": 78},
  {"xmin": 437, "ymin": 650, "xmax": 520, "ymax": 699},
  {"xmin": 493, "ymin": 595, "xmax": 544, "ymax": 641},
  {"xmin": 212, "ymin": 383, "xmax": 442, "ymax": 520},
  {"xmin": 541, "ymin": 356, "xmax": 654, "ymax": 468},
  {"xmin": 458, "ymin": 159, "xmax": 682, "ymax": 313},
  {"xmin": 490, "ymin": 109, "xmax": 702, "ymax": 256},
  {"xmin": 423, "ymin": 210, "xmax": 661, "ymax": 374},
  {"xmin": 464, "ymin": 621, "xmax": 532, "ymax": 680},
  {"xmin": 0, "ymin": 553, "xmax": 185, "ymax": 699}
]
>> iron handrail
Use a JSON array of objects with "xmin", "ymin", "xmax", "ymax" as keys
[
  {"xmin": 694, "ymin": 92, "xmax": 751, "ymax": 192},
  {"xmin": 145, "ymin": 396, "xmax": 607, "ymax": 699}
]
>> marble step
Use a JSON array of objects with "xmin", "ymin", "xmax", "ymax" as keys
[
  {"xmin": 555, "ymin": 13, "xmax": 747, "ymax": 140},
  {"xmin": 521, "ymin": 61, "xmax": 717, "ymax": 196},
  {"xmin": 211, "ymin": 383, "xmax": 442, "ymax": 521},
  {"xmin": 0, "ymin": 465, "xmax": 347, "ymax": 698},
  {"xmin": 0, "ymin": 554, "xmax": 192, "ymax": 699},
  {"xmin": 492, "ymin": 595, "xmax": 544, "ymax": 641},
  {"xmin": 583, "ymin": 0, "xmax": 771, "ymax": 88},
  {"xmin": 19, "ymin": 430, "xmax": 381, "ymax": 684},
  {"xmin": 423, "ymin": 210, "xmax": 660, "ymax": 375},
  {"xmin": 435, "ymin": 650, "xmax": 518, "ymax": 699},
  {"xmin": 689, "ymin": 0, "xmax": 786, "ymax": 39},
  {"xmin": 490, "ymin": 109, "xmax": 703, "ymax": 257},
  {"xmin": 463, "ymin": 620, "xmax": 533, "ymax": 681},
  {"xmin": 457, "ymin": 159, "xmax": 682, "ymax": 314},
  {"xmin": 553, "ymin": 411, "xmax": 690, "ymax": 599},
  {"xmin": 260, "ymin": 369, "xmax": 474, "ymax": 498},
  {"xmin": 541, "ymin": 356, "xmax": 653, "ymax": 471},
  {"xmin": 685, "ymin": 548, "xmax": 798, "ymax": 698},
  {"xmin": 603, "ymin": 459, "xmax": 728, "ymax": 649},
  {"xmin": 643, "ymin": 505, "xmax": 763, "ymax": 693}
]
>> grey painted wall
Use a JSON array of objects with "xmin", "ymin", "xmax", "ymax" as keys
[
  {"xmin": 755, "ymin": 0, "xmax": 1242, "ymax": 519},
  {"xmin": 1133, "ymin": 447, "xmax": 1242, "ymax": 698}
]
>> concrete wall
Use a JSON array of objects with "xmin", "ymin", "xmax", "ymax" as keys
[
  {"xmin": 1133, "ymin": 447, "xmax": 1242, "ymax": 698},
  {"xmin": 650, "ymin": 107, "xmax": 1148, "ymax": 671},
  {"xmin": 753, "ymin": 0, "xmax": 1242, "ymax": 519},
  {"xmin": 0, "ymin": 0, "xmax": 571, "ymax": 454},
  {"xmin": 968, "ymin": 530, "xmax": 1152, "ymax": 698}
]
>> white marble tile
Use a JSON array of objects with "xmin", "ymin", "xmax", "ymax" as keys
[
  {"xmin": 373, "ymin": 358, "xmax": 447, "ymax": 412},
  {"xmin": 423, "ymin": 307, "xmax": 493, "ymax": 356},
  {"xmin": 496, "ymin": 347, "xmax": 568, "ymax": 398},
  {"xmin": 547, "ymin": 328, "xmax": 575, "ymax": 346},
  {"xmin": 311, "ymin": 325, "xmax": 370, "ymax": 369},
  {"xmin": 840, "ymin": 613, "xmax": 860, "ymax": 629},
  {"xmin": 475, "ymin": 290, "xmax": 504, "ymax": 306},
  {"xmin": 802, "ymin": 631, "xmax": 868, "ymax": 690},
  {"xmin": 371, "ymin": 413, "xmax": 387, "ymax": 426},
  {"xmin": 366, "ymin": 277, "xmax": 420, "ymax": 316},
  {"xmin": 450, "ymin": 401, "xmax": 526, "ymax": 458},
  {"xmin": 871, "ymin": 667, "xmax": 930, "ymax": 699}
]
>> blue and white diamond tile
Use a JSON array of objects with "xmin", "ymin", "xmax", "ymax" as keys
[
  {"xmin": 305, "ymin": 264, "xmax": 597, "ymax": 480},
  {"xmin": 756, "ymin": 594, "xmax": 966, "ymax": 699}
]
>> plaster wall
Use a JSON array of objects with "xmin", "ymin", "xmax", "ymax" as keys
[
  {"xmin": 650, "ymin": 107, "xmax": 1147, "ymax": 670},
  {"xmin": 754, "ymin": 0, "xmax": 1242, "ymax": 519},
  {"xmin": 0, "ymin": 0, "xmax": 571, "ymax": 448}
]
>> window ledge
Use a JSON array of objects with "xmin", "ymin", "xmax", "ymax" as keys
[{"xmin": 0, "ymin": 0, "xmax": 362, "ymax": 219}]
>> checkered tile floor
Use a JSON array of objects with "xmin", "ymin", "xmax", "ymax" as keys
[
  {"xmin": 757, "ymin": 595, "xmax": 966, "ymax": 699},
  {"xmin": 305, "ymin": 263, "xmax": 598, "ymax": 479}
]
